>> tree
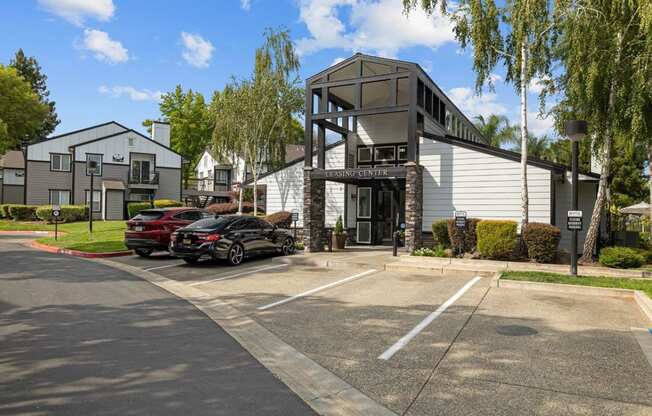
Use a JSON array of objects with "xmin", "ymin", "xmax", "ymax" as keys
[
  {"xmin": 550, "ymin": 0, "xmax": 651, "ymax": 261},
  {"xmin": 9, "ymin": 49, "xmax": 59, "ymax": 139},
  {"xmin": 144, "ymin": 86, "xmax": 213, "ymax": 179},
  {"xmin": 473, "ymin": 114, "xmax": 517, "ymax": 149},
  {"xmin": 515, "ymin": 134, "xmax": 550, "ymax": 159},
  {"xmin": 214, "ymin": 28, "xmax": 303, "ymax": 215},
  {"xmin": 0, "ymin": 65, "xmax": 49, "ymax": 153},
  {"xmin": 404, "ymin": 0, "xmax": 561, "ymax": 231}
]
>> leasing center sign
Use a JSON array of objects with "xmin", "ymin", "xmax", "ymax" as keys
[{"xmin": 311, "ymin": 167, "xmax": 407, "ymax": 180}]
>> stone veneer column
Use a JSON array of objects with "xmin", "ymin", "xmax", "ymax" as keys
[
  {"xmin": 405, "ymin": 162, "xmax": 423, "ymax": 252},
  {"xmin": 303, "ymin": 167, "xmax": 325, "ymax": 252}
]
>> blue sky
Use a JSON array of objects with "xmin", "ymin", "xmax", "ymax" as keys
[{"xmin": 0, "ymin": 0, "xmax": 555, "ymax": 138}]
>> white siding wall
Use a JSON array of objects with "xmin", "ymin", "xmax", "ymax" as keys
[
  {"xmin": 421, "ymin": 138, "xmax": 552, "ymax": 231},
  {"xmin": 357, "ymin": 113, "xmax": 407, "ymax": 146},
  {"xmin": 74, "ymin": 132, "xmax": 181, "ymax": 168},
  {"xmin": 28, "ymin": 123, "xmax": 127, "ymax": 161},
  {"xmin": 2, "ymin": 168, "xmax": 24, "ymax": 185},
  {"xmin": 259, "ymin": 143, "xmax": 346, "ymax": 227}
]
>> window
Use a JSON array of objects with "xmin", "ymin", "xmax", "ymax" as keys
[
  {"xmin": 440, "ymin": 102, "xmax": 446, "ymax": 128},
  {"xmin": 208, "ymin": 170, "xmax": 213, "ymax": 180},
  {"xmin": 398, "ymin": 145, "xmax": 408, "ymax": 161},
  {"xmin": 86, "ymin": 154, "xmax": 102, "ymax": 176},
  {"xmin": 357, "ymin": 222, "xmax": 372, "ymax": 244},
  {"xmin": 85, "ymin": 190, "xmax": 102, "ymax": 212},
  {"xmin": 374, "ymin": 146, "xmax": 395, "ymax": 162},
  {"xmin": 417, "ymin": 80, "xmax": 424, "ymax": 107},
  {"xmin": 50, "ymin": 154, "xmax": 71, "ymax": 172},
  {"xmin": 433, "ymin": 95, "xmax": 441, "ymax": 123},
  {"xmin": 131, "ymin": 158, "xmax": 153, "ymax": 183},
  {"xmin": 357, "ymin": 187, "xmax": 372, "ymax": 219},
  {"xmin": 215, "ymin": 169, "xmax": 231, "ymax": 185},
  {"xmin": 49, "ymin": 190, "xmax": 70, "ymax": 205},
  {"xmin": 425, "ymin": 87, "xmax": 433, "ymax": 115},
  {"xmin": 357, "ymin": 147, "xmax": 372, "ymax": 163},
  {"xmin": 176, "ymin": 210, "xmax": 205, "ymax": 222}
]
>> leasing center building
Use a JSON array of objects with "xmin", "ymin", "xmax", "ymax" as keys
[{"xmin": 253, "ymin": 54, "xmax": 600, "ymax": 253}]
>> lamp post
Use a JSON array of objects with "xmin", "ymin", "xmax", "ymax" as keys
[
  {"xmin": 87, "ymin": 159, "xmax": 99, "ymax": 233},
  {"xmin": 565, "ymin": 120, "xmax": 588, "ymax": 275}
]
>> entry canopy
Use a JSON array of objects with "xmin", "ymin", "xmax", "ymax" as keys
[{"xmin": 619, "ymin": 202, "xmax": 650, "ymax": 215}]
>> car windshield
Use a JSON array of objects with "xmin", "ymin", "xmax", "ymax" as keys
[
  {"xmin": 183, "ymin": 216, "xmax": 233, "ymax": 230},
  {"xmin": 132, "ymin": 211, "xmax": 164, "ymax": 221}
]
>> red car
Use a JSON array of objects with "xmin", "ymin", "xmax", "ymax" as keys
[{"xmin": 125, "ymin": 207, "xmax": 212, "ymax": 257}]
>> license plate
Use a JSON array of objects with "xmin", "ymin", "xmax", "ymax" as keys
[
  {"xmin": 183, "ymin": 239, "xmax": 192, "ymax": 245},
  {"xmin": 134, "ymin": 226, "xmax": 143, "ymax": 232}
]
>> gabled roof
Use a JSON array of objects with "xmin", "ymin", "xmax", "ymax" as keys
[
  {"xmin": 422, "ymin": 132, "xmax": 600, "ymax": 179},
  {"xmin": 69, "ymin": 128, "xmax": 184, "ymax": 159},
  {"xmin": 35, "ymin": 121, "xmax": 129, "ymax": 143},
  {"xmin": 0, "ymin": 150, "xmax": 25, "ymax": 169}
]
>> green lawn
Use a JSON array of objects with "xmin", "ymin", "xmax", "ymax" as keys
[
  {"xmin": 0, "ymin": 219, "xmax": 128, "ymax": 253},
  {"xmin": 501, "ymin": 271, "xmax": 652, "ymax": 299}
]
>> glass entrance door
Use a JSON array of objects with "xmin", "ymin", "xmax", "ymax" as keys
[
  {"xmin": 377, "ymin": 190, "xmax": 394, "ymax": 242},
  {"xmin": 356, "ymin": 187, "xmax": 372, "ymax": 243}
]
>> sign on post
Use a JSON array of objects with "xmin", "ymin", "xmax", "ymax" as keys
[
  {"xmin": 567, "ymin": 210, "xmax": 583, "ymax": 231},
  {"xmin": 52, "ymin": 204, "xmax": 61, "ymax": 241},
  {"xmin": 454, "ymin": 210, "xmax": 467, "ymax": 229},
  {"xmin": 291, "ymin": 210, "xmax": 299, "ymax": 222}
]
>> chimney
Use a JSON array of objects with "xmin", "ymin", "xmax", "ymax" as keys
[{"xmin": 151, "ymin": 121, "xmax": 170, "ymax": 148}]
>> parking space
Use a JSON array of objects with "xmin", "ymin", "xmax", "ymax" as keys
[{"xmin": 115, "ymin": 253, "xmax": 652, "ymax": 415}]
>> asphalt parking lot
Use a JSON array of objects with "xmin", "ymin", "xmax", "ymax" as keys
[{"xmin": 110, "ymin": 251, "xmax": 652, "ymax": 415}]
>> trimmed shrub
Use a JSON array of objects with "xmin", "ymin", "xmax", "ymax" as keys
[
  {"xmin": 8, "ymin": 205, "xmax": 39, "ymax": 220},
  {"xmin": 632, "ymin": 248, "xmax": 652, "ymax": 264},
  {"xmin": 36, "ymin": 205, "xmax": 87, "ymax": 223},
  {"xmin": 0, "ymin": 204, "xmax": 8, "ymax": 218},
  {"xmin": 127, "ymin": 202, "xmax": 152, "ymax": 218},
  {"xmin": 447, "ymin": 218, "xmax": 481, "ymax": 253},
  {"xmin": 476, "ymin": 220, "xmax": 518, "ymax": 259},
  {"xmin": 265, "ymin": 211, "xmax": 293, "ymax": 228},
  {"xmin": 432, "ymin": 219, "xmax": 450, "ymax": 248},
  {"xmin": 522, "ymin": 222, "xmax": 561, "ymax": 263},
  {"xmin": 599, "ymin": 247, "xmax": 644, "ymax": 269},
  {"xmin": 153, "ymin": 199, "xmax": 183, "ymax": 208},
  {"xmin": 206, "ymin": 202, "xmax": 263, "ymax": 216},
  {"xmin": 640, "ymin": 232, "xmax": 651, "ymax": 249}
]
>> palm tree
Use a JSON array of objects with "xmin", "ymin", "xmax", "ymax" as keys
[
  {"xmin": 473, "ymin": 115, "xmax": 518, "ymax": 149},
  {"xmin": 515, "ymin": 134, "xmax": 550, "ymax": 159}
]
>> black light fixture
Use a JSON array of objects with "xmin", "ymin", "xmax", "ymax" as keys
[{"xmin": 564, "ymin": 120, "xmax": 588, "ymax": 275}]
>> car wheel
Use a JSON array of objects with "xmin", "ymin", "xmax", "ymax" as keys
[
  {"xmin": 281, "ymin": 237, "xmax": 295, "ymax": 256},
  {"xmin": 227, "ymin": 244, "xmax": 244, "ymax": 266},
  {"xmin": 183, "ymin": 257, "xmax": 199, "ymax": 264},
  {"xmin": 135, "ymin": 248, "xmax": 153, "ymax": 257}
]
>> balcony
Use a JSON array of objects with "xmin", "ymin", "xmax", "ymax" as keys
[{"xmin": 128, "ymin": 172, "xmax": 159, "ymax": 189}]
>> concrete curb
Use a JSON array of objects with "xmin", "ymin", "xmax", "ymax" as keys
[
  {"xmin": 30, "ymin": 240, "xmax": 132, "ymax": 258},
  {"xmin": 396, "ymin": 256, "xmax": 651, "ymax": 279},
  {"xmin": 494, "ymin": 275, "xmax": 652, "ymax": 323},
  {"xmin": 96, "ymin": 258, "xmax": 398, "ymax": 416},
  {"xmin": 631, "ymin": 328, "xmax": 652, "ymax": 368},
  {"xmin": 0, "ymin": 230, "xmax": 54, "ymax": 236}
]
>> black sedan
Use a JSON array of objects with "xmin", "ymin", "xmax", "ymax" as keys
[{"xmin": 169, "ymin": 215, "xmax": 296, "ymax": 265}]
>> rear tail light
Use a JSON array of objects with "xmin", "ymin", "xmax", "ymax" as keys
[{"xmin": 205, "ymin": 234, "xmax": 221, "ymax": 242}]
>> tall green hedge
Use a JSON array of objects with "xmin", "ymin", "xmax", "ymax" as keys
[
  {"xmin": 36, "ymin": 205, "xmax": 88, "ymax": 223},
  {"xmin": 0, "ymin": 204, "xmax": 9, "ymax": 218},
  {"xmin": 476, "ymin": 220, "xmax": 518, "ymax": 259},
  {"xmin": 522, "ymin": 222, "xmax": 561, "ymax": 263},
  {"xmin": 127, "ymin": 202, "xmax": 152, "ymax": 218},
  {"xmin": 8, "ymin": 205, "xmax": 39, "ymax": 221},
  {"xmin": 432, "ymin": 219, "xmax": 450, "ymax": 248},
  {"xmin": 153, "ymin": 199, "xmax": 183, "ymax": 208}
]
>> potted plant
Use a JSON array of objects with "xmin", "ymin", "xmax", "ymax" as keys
[{"xmin": 332, "ymin": 216, "xmax": 347, "ymax": 250}]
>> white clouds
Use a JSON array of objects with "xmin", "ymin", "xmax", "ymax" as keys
[
  {"xmin": 489, "ymin": 73, "xmax": 502, "ymax": 84},
  {"xmin": 78, "ymin": 29, "xmax": 128, "ymax": 63},
  {"xmin": 180, "ymin": 32, "xmax": 214, "ymax": 68},
  {"xmin": 447, "ymin": 87, "xmax": 507, "ymax": 120},
  {"xmin": 296, "ymin": 0, "xmax": 455, "ymax": 58},
  {"xmin": 98, "ymin": 85, "xmax": 162, "ymax": 102},
  {"xmin": 527, "ymin": 112, "xmax": 555, "ymax": 136},
  {"xmin": 38, "ymin": 0, "xmax": 115, "ymax": 26},
  {"xmin": 331, "ymin": 56, "xmax": 346, "ymax": 66},
  {"xmin": 528, "ymin": 76, "xmax": 550, "ymax": 94},
  {"xmin": 240, "ymin": 0, "xmax": 251, "ymax": 10}
]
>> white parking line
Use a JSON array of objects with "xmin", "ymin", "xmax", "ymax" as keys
[
  {"xmin": 378, "ymin": 275, "xmax": 483, "ymax": 361},
  {"xmin": 257, "ymin": 269, "xmax": 377, "ymax": 311},
  {"xmin": 188, "ymin": 264, "xmax": 288, "ymax": 287},
  {"xmin": 143, "ymin": 263, "xmax": 185, "ymax": 272}
]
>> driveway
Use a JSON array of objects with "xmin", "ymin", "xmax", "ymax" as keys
[{"xmin": 0, "ymin": 238, "xmax": 315, "ymax": 416}]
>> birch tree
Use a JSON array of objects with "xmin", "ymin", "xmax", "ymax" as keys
[
  {"xmin": 551, "ymin": 0, "xmax": 651, "ymax": 261},
  {"xmin": 403, "ymin": 0, "xmax": 561, "ymax": 230}
]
